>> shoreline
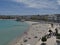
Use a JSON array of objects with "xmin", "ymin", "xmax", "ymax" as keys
[
  {"xmin": 10, "ymin": 21, "xmax": 49, "ymax": 45},
  {"xmin": 7, "ymin": 21, "xmax": 55, "ymax": 45},
  {"xmin": 7, "ymin": 21, "xmax": 32, "ymax": 45}
]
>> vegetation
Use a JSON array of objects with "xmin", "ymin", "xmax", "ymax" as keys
[
  {"xmin": 0, "ymin": 14, "xmax": 60, "ymax": 22},
  {"xmin": 41, "ymin": 36, "xmax": 47, "ymax": 45},
  {"xmin": 41, "ymin": 36, "xmax": 47, "ymax": 42},
  {"xmin": 49, "ymin": 30, "xmax": 52, "ymax": 33},
  {"xmin": 0, "ymin": 16, "xmax": 15, "ymax": 19},
  {"xmin": 56, "ymin": 34, "xmax": 60, "ymax": 39}
]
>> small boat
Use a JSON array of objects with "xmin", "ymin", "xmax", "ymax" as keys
[
  {"xmin": 21, "ymin": 19, "xmax": 25, "ymax": 22},
  {"xmin": 16, "ymin": 18, "xmax": 21, "ymax": 21}
]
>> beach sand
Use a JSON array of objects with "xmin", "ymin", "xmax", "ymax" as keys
[
  {"xmin": 8, "ymin": 21, "xmax": 59, "ymax": 45},
  {"xmin": 9, "ymin": 21, "xmax": 50, "ymax": 45}
]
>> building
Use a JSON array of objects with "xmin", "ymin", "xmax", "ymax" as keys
[
  {"xmin": 47, "ymin": 14, "xmax": 60, "ymax": 23},
  {"xmin": 47, "ymin": 15, "xmax": 57, "ymax": 22},
  {"xmin": 56, "ymin": 14, "xmax": 60, "ymax": 23}
]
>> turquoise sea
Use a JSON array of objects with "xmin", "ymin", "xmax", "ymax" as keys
[{"xmin": 0, "ymin": 20, "xmax": 29, "ymax": 45}]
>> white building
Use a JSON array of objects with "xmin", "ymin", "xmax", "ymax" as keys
[
  {"xmin": 48, "ymin": 15, "xmax": 57, "ymax": 21},
  {"xmin": 56, "ymin": 15, "xmax": 60, "ymax": 23}
]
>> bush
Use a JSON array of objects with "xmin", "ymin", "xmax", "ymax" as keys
[
  {"xmin": 49, "ymin": 30, "xmax": 52, "ymax": 33},
  {"xmin": 56, "ymin": 34, "xmax": 60, "ymax": 39},
  {"xmin": 41, "ymin": 36, "xmax": 47, "ymax": 42},
  {"xmin": 57, "ymin": 34, "xmax": 60, "ymax": 36}
]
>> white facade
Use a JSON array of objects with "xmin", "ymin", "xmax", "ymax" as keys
[{"xmin": 48, "ymin": 15, "xmax": 57, "ymax": 21}]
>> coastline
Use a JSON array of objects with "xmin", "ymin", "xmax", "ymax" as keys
[
  {"xmin": 7, "ymin": 21, "xmax": 32, "ymax": 45},
  {"xmin": 8, "ymin": 21, "xmax": 50, "ymax": 45},
  {"xmin": 7, "ymin": 21, "xmax": 39, "ymax": 45},
  {"xmin": 6, "ymin": 21, "xmax": 60, "ymax": 45},
  {"xmin": 7, "ymin": 21, "xmax": 56, "ymax": 45}
]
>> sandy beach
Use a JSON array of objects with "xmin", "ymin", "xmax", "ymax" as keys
[
  {"xmin": 8, "ymin": 21, "xmax": 50, "ymax": 45},
  {"xmin": 8, "ymin": 21, "xmax": 60, "ymax": 45}
]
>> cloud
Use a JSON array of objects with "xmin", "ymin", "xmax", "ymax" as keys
[
  {"xmin": 57, "ymin": 0, "xmax": 60, "ymax": 5},
  {"xmin": 11, "ymin": 0, "xmax": 58, "ymax": 9}
]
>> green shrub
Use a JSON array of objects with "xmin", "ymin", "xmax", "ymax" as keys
[
  {"xmin": 41, "ymin": 36, "xmax": 47, "ymax": 42},
  {"xmin": 56, "ymin": 34, "xmax": 60, "ymax": 39}
]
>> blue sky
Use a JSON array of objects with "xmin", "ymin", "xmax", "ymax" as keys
[{"xmin": 0, "ymin": 0, "xmax": 60, "ymax": 15}]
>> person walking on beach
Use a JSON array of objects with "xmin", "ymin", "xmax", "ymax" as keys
[
  {"xmin": 51, "ymin": 23, "xmax": 53, "ymax": 28},
  {"xmin": 49, "ymin": 29, "xmax": 53, "ymax": 36},
  {"xmin": 55, "ymin": 28, "xmax": 58, "ymax": 36}
]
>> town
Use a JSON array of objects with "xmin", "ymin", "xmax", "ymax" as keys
[{"xmin": 0, "ymin": 14, "xmax": 60, "ymax": 23}]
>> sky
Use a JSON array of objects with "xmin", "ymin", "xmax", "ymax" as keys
[{"xmin": 0, "ymin": 0, "xmax": 60, "ymax": 15}]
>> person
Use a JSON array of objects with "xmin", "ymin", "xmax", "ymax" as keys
[
  {"xmin": 51, "ymin": 23, "xmax": 53, "ymax": 28},
  {"xmin": 55, "ymin": 28, "xmax": 58, "ymax": 36},
  {"xmin": 48, "ymin": 29, "xmax": 53, "ymax": 37}
]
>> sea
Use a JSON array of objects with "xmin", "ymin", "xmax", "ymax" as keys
[{"xmin": 0, "ymin": 19, "xmax": 29, "ymax": 45}]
